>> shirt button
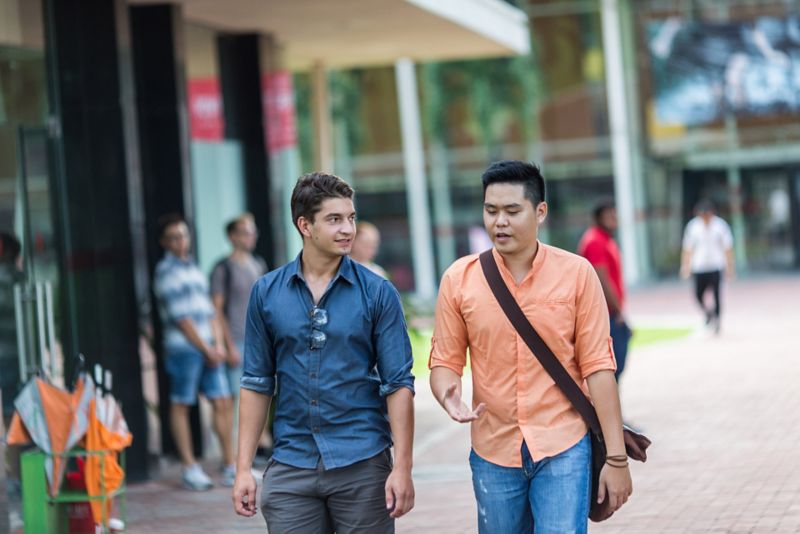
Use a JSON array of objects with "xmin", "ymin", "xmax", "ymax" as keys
[
  {"xmin": 312, "ymin": 426, "xmax": 320, "ymax": 433},
  {"xmin": 310, "ymin": 399, "xmax": 318, "ymax": 406}
]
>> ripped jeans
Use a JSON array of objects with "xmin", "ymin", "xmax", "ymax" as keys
[{"xmin": 469, "ymin": 434, "xmax": 591, "ymax": 534}]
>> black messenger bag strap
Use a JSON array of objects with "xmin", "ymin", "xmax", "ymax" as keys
[{"xmin": 478, "ymin": 249, "xmax": 603, "ymax": 436}]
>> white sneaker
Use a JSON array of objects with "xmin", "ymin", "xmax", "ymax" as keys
[
  {"xmin": 182, "ymin": 463, "xmax": 214, "ymax": 491},
  {"xmin": 220, "ymin": 464, "xmax": 236, "ymax": 488}
]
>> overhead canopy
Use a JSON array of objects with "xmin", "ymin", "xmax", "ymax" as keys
[{"xmin": 129, "ymin": 0, "xmax": 530, "ymax": 69}]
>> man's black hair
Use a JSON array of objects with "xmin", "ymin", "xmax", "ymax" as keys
[
  {"xmin": 0, "ymin": 232, "xmax": 21, "ymax": 262},
  {"xmin": 290, "ymin": 172, "xmax": 355, "ymax": 234},
  {"xmin": 593, "ymin": 198, "xmax": 616, "ymax": 224},
  {"xmin": 481, "ymin": 160, "xmax": 546, "ymax": 206},
  {"xmin": 157, "ymin": 213, "xmax": 187, "ymax": 238},
  {"xmin": 695, "ymin": 199, "xmax": 715, "ymax": 214}
]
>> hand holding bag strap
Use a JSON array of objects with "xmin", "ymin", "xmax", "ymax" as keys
[{"xmin": 478, "ymin": 250, "xmax": 603, "ymax": 436}]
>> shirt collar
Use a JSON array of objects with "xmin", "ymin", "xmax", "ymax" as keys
[
  {"xmin": 164, "ymin": 251, "xmax": 194, "ymax": 266},
  {"xmin": 287, "ymin": 252, "xmax": 356, "ymax": 286},
  {"xmin": 593, "ymin": 225, "xmax": 613, "ymax": 239},
  {"xmin": 491, "ymin": 240, "xmax": 547, "ymax": 283}
]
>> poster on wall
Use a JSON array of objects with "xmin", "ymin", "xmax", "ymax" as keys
[
  {"xmin": 187, "ymin": 78, "xmax": 224, "ymax": 141},
  {"xmin": 648, "ymin": 16, "xmax": 800, "ymax": 126},
  {"xmin": 262, "ymin": 71, "xmax": 298, "ymax": 154}
]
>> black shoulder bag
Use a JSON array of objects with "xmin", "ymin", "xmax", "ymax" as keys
[{"xmin": 479, "ymin": 250, "xmax": 651, "ymax": 522}]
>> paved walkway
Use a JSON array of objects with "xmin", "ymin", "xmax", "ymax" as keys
[{"xmin": 123, "ymin": 275, "xmax": 800, "ymax": 533}]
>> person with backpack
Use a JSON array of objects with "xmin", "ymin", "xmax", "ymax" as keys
[{"xmin": 211, "ymin": 213, "xmax": 268, "ymax": 400}]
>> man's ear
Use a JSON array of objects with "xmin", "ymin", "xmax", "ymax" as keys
[
  {"xmin": 537, "ymin": 202, "xmax": 548, "ymax": 224},
  {"xmin": 297, "ymin": 216, "xmax": 312, "ymax": 238}
]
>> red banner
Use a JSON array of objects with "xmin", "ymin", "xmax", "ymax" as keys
[
  {"xmin": 188, "ymin": 78, "xmax": 224, "ymax": 141},
  {"xmin": 262, "ymin": 71, "xmax": 298, "ymax": 153}
]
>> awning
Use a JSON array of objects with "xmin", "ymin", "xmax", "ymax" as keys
[{"xmin": 129, "ymin": 0, "xmax": 530, "ymax": 69}]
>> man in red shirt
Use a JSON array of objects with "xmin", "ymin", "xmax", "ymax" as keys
[{"xmin": 578, "ymin": 200, "xmax": 631, "ymax": 381}]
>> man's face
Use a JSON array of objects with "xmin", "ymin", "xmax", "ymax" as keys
[
  {"xmin": 160, "ymin": 222, "xmax": 191, "ymax": 258},
  {"xmin": 599, "ymin": 207, "xmax": 618, "ymax": 233},
  {"xmin": 699, "ymin": 210, "xmax": 713, "ymax": 223},
  {"xmin": 483, "ymin": 183, "xmax": 546, "ymax": 256},
  {"xmin": 351, "ymin": 226, "xmax": 380, "ymax": 263},
  {"xmin": 230, "ymin": 219, "xmax": 258, "ymax": 252},
  {"xmin": 298, "ymin": 197, "xmax": 356, "ymax": 258}
]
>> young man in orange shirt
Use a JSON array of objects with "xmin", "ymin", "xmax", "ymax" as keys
[{"xmin": 429, "ymin": 161, "xmax": 632, "ymax": 533}]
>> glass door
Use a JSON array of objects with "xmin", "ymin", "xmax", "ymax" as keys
[{"xmin": 1, "ymin": 39, "xmax": 61, "ymax": 419}]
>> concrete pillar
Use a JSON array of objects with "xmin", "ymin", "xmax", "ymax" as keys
[
  {"xmin": 724, "ymin": 115, "xmax": 748, "ymax": 270},
  {"xmin": 311, "ymin": 61, "xmax": 334, "ymax": 172},
  {"xmin": 395, "ymin": 58, "xmax": 436, "ymax": 300},
  {"xmin": 601, "ymin": 0, "xmax": 640, "ymax": 283}
]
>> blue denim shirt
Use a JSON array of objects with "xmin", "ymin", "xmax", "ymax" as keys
[{"xmin": 241, "ymin": 254, "xmax": 415, "ymax": 469}]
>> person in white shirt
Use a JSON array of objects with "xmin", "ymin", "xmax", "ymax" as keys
[{"xmin": 680, "ymin": 200, "xmax": 735, "ymax": 333}]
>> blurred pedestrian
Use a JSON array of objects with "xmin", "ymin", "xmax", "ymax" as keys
[
  {"xmin": 680, "ymin": 200, "xmax": 735, "ymax": 333},
  {"xmin": 233, "ymin": 172, "xmax": 415, "ymax": 531},
  {"xmin": 0, "ymin": 232, "xmax": 23, "ymax": 422},
  {"xmin": 1, "ymin": 232, "xmax": 24, "ymax": 497},
  {"xmin": 350, "ymin": 220, "xmax": 388, "ymax": 278},
  {"xmin": 578, "ymin": 199, "xmax": 632, "ymax": 382},
  {"xmin": 210, "ymin": 214, "xmax": 272, "ymax": 458},
  {"xmin": 429, "ymin": 161, "xmax": 631, "ymax": 533},
  {"xmin": 152, "ymin": 214, "xmax": 235, "ymax": 491}
]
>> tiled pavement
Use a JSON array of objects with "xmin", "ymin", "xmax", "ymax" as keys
[{"xmin": 123, "ymin": 275, "xmax": 800, "ymax": 533}]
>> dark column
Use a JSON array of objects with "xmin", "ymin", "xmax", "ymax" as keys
[
  {"xmin": 130, "ymin": 4, "xmax": 203, "ymax": 458},
  {"xmin": 43, "ymin": 0, "xmax": 149, "ymax": 480},
  {"xmin": 217, "ymin": 34, "xmax": 275, "ymax": 267}
]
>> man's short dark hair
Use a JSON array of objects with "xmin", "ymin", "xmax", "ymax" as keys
[
  {"xmin": 481, "ymin": 161, "xmax": 546, "ymax": 206},
  {"xmin": 290, "ymin": 172, "xmax": 355, "ymax": 233},
  {"xmin": 695, "ymin": 199, "xmax": 715, "ymax": 214},
  {"xmin": 226, "ymin": 212, "xmax": 254, "ymax": 236},
  {"xmin": 593, "ymin": 198, "xmax": 616, "ymax": 224},
  {"xmin": 0, "ymin": 232, "xmax": 21, "ymax": 262},
  {"xmin": 157, "ymin": 213, "xmax": 187, "ymax": 239}
]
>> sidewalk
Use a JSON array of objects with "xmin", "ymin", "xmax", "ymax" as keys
[{"xmin": 125, "ymin": 275, "xmax": 800, "ymax": 533}]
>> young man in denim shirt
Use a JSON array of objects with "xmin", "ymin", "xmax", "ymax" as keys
[{"xmin": 232, "ymin": 173, "xmax": 415, "ymax": 533}]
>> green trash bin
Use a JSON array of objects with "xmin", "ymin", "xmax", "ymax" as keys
[{"xmin": 21, "ymin": 448, "xmax": 126, "ymax": 534}]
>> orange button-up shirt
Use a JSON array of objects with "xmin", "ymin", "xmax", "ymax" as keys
[{"xmin": 429, "ymin": 244, "xmax": 616, "ymax": 466}]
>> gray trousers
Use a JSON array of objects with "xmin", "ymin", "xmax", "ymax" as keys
[{"xmin": 261, "ymin": 449, "xmax": 394, "ymax": 534}]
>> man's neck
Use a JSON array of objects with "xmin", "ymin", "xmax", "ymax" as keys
[
  {"xmin": 498, "ymin": 241, "xmax": 539, "ymax": 284},
  {"xmin": 229, "ymin": 249, "xmax": 252, "ymax": 262},
  {"xmin": 301, "ymin": 246, "xmax": 342, "ymax": 282}
]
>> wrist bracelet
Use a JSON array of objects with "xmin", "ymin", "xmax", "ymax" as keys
[
  {"xmin": 605, "ymin": 459, "xmax": 629, "ymax": 469},
  {"xmin": 606, "ymin": 454, "xmax": 627, "ymax": 461}
]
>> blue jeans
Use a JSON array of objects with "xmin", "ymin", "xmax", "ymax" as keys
[
  {"xmin": 225, "ymin": 341, "xmax": 245, "ymax": 399},
  {"xmin": 610, "ymin": 314, "xmax": 632, "ymax": 380},
  {"xmin": 469, "ymin": 434, "xmax": 591, "ymax": 534},
  {"xmin": 164, "ymin": 348, "xmax": 231, "ymax": 405}
]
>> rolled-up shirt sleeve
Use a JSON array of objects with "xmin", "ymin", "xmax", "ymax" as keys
[
  {"xmin": 574, "ymin": 261, "xmax": 617, "ymax": 378},
  {"xmin": 241, "ymin": 279, "xmax": 276, "ymax": 395},
  {"xmin": 428, "ymin": 269, "xmax": 468, "ymax": 376},
  {"xmin": 373, "ymin": 281, "xmax": 415, "ymax": 397}
]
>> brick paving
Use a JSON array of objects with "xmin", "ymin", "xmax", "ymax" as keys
[{"xmin": 122, "ymin": 275, "xmax": 800, "ymax": 533}]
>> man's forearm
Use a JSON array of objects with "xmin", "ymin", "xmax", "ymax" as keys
[
  {"xmin": 213, "ymin": 297, "xmax": 237, "ymax": 351},
  {"xmin": 237, "ymin": 389, "xmax": 272, "ymax": 472},
  {"xmin": 586, "ymin": 370, "xmax": 626, "ymax": 456},
  {"xmin": 429, "ymin": 366, "xmax": 461, "ymax": 407},
  {"xmin": 595, "ymin": 267, "xmax": 622, "ymax": 316},
  {"xmin": 176, "ymin": 318, "xmax": 212, "ymax": 354},
  {"xmin": 386, "ymin": 387, "xmax": 414, "ymax": 469}
]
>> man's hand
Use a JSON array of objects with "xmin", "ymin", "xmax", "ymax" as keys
[
  {"xmin": 596, "ymin": 463, "xmax": 632, "ymax": 512},
  {"xmin": 203, "ymin": 345, "xmax": 226, "ymax": 367},
  {"xmin": 680, "ymin": 265, "xmax": 691, "ymax": 280},
  {"xmin": 384, "ymin": 465, "xmax": 414, "ymax": 518},
  {"xmin": 442, "ymin": 383, "xmax": 486, "ymax": 423},
  {"xmin": 226, "ymin": 344, "xmax": 242, "ymax": 368},
  {"xmin": 232, "ymin": 469, "xmax": 258, "ymax": 517}
]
